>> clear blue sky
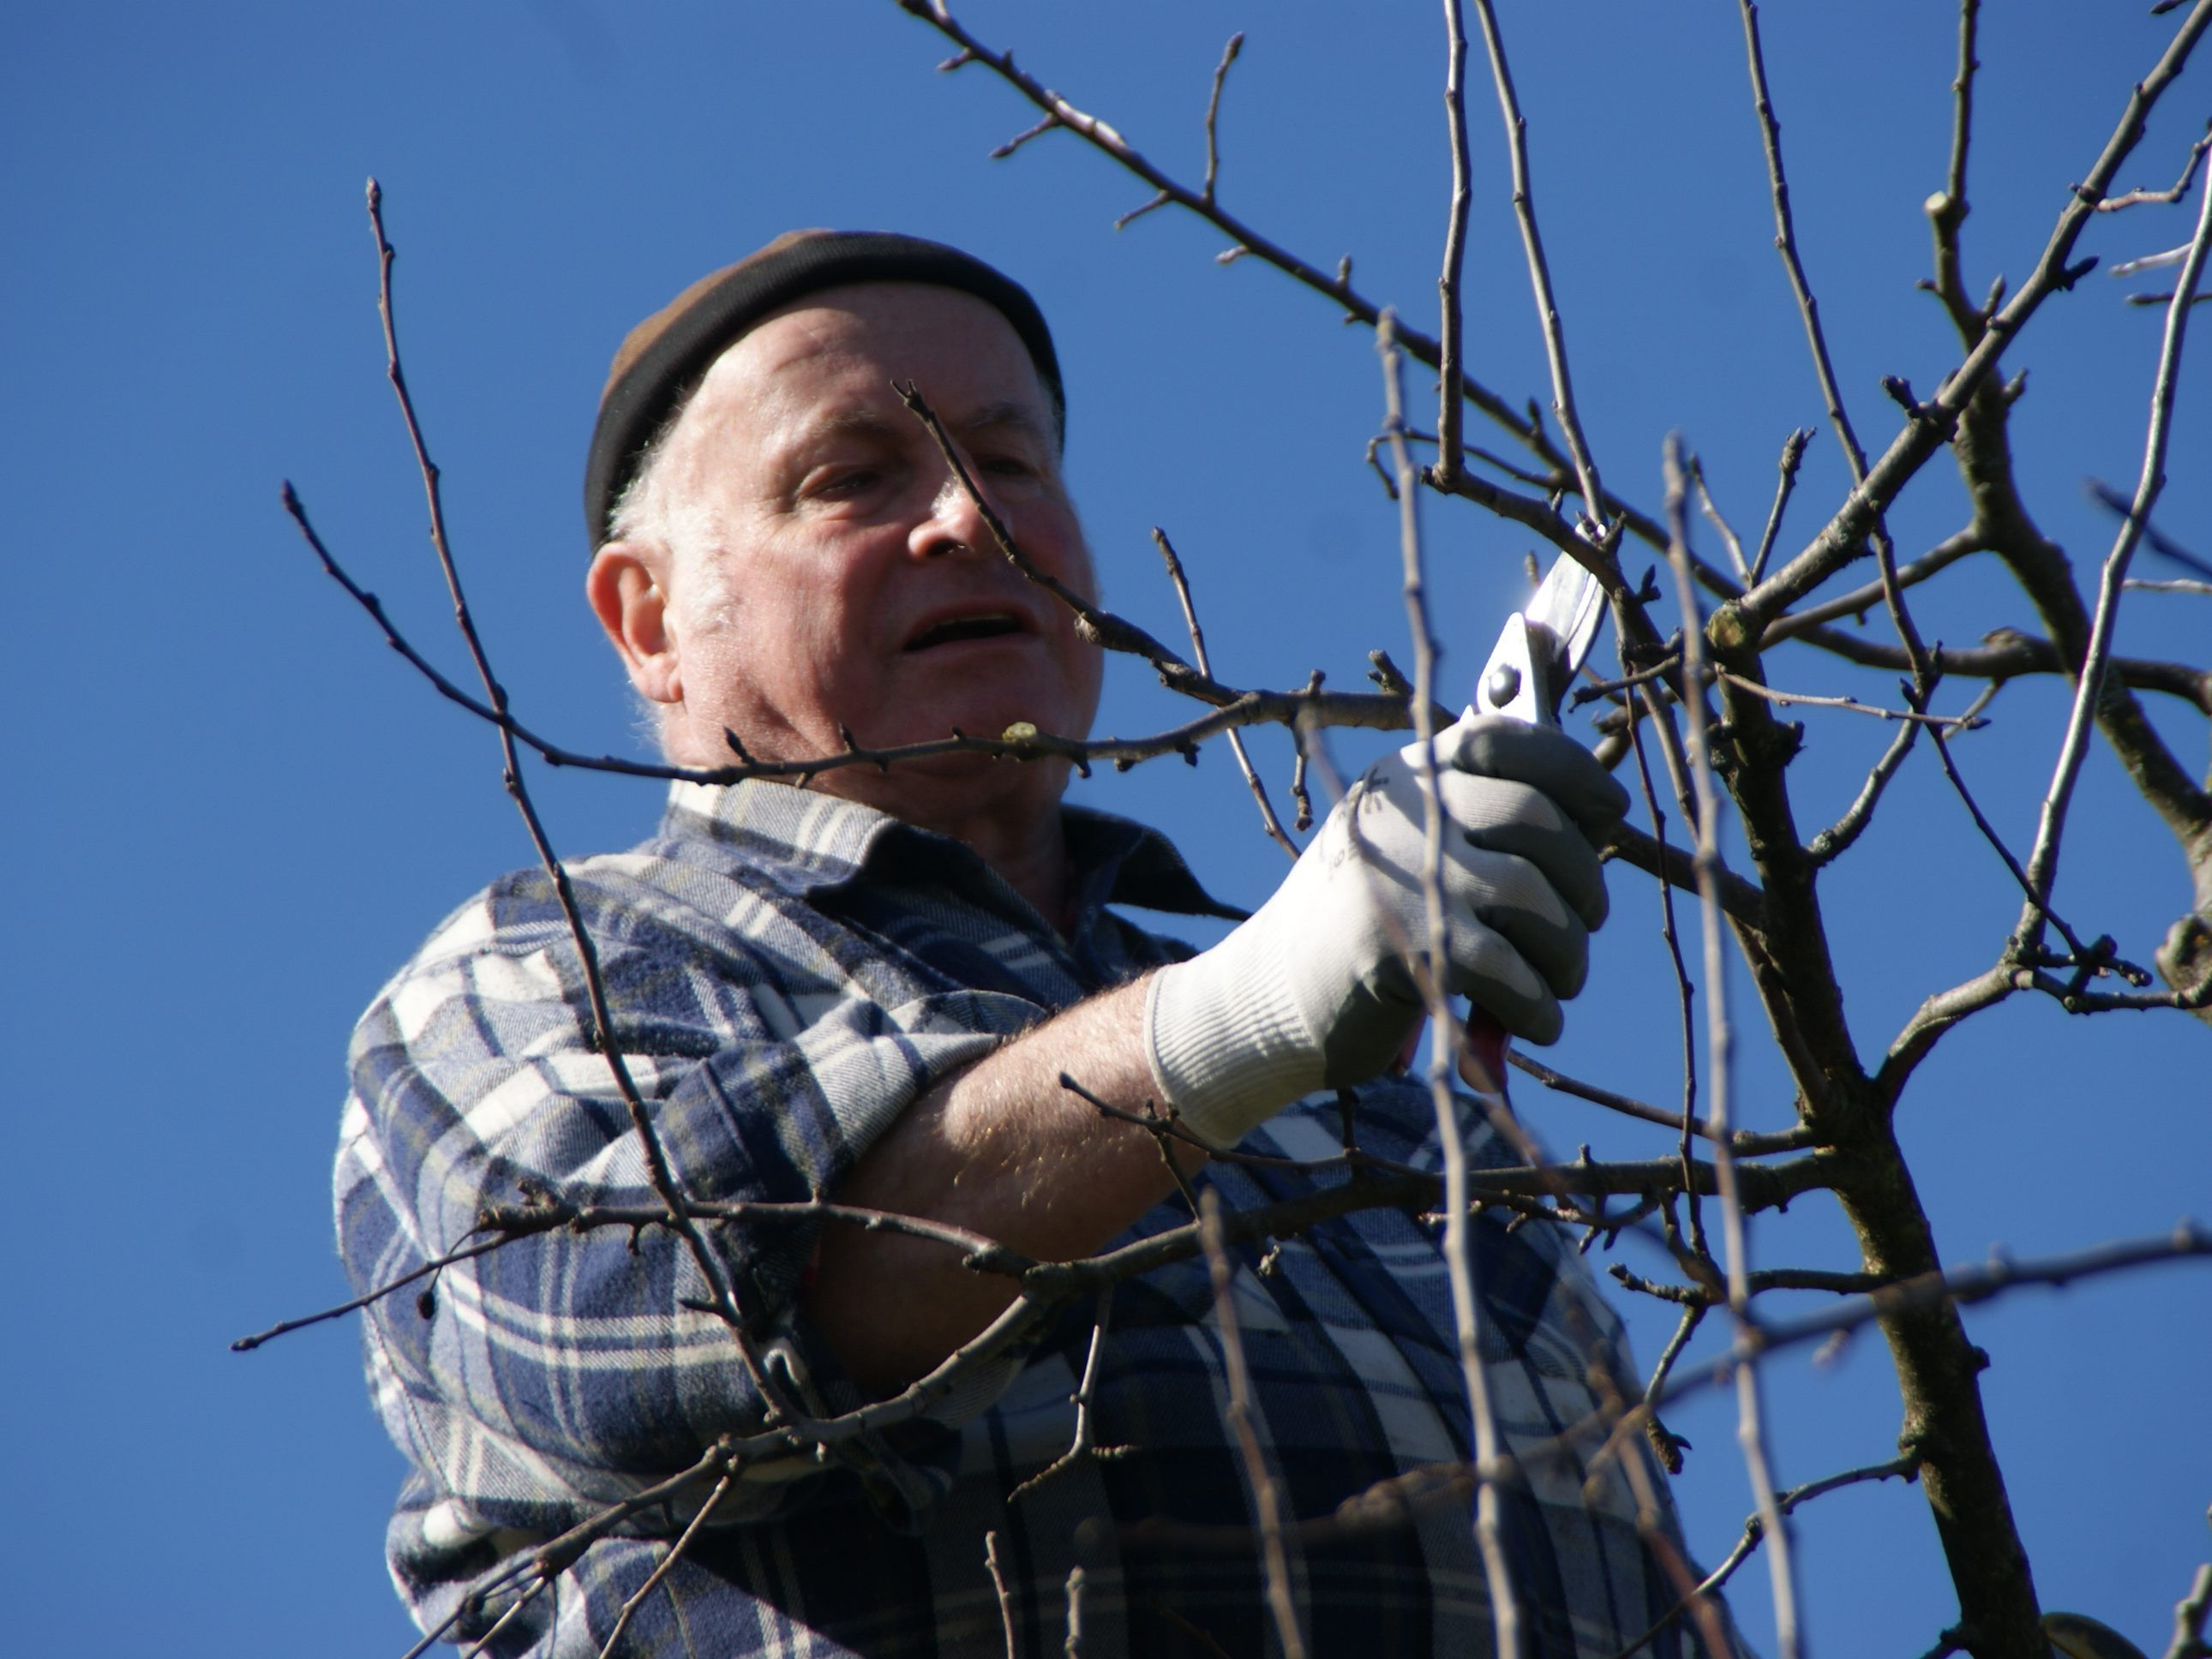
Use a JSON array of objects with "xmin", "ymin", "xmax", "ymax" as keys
[{"xmin": 3, "ymin": 3, "xmax": 2206, "ymax": 1653}]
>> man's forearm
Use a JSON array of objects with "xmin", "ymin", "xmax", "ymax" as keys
[{"xmin": 806, "ymin": 973, "xmax": 1203, "ymax": 1394}]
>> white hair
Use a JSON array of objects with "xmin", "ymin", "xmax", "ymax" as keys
[{"xmin": 602, "ymin": 386, "xmax": 737, "ymax": 756}]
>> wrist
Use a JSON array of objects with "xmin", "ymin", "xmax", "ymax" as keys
[{"xmin": 1142, "ymin": 940, "xmax": 1322, "ymax": 1147}]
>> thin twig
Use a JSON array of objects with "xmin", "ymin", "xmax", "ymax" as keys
[
  {"xmin": 461, "ymin": 1575, "xmax": 556, "ymax": 1657},
  {"xmin": 1202, "ymin": 33, "xmax": 1243, "ymax": 206},
  {"xmin": 989, "ymin": 112, "xmax": 1061, "ymax": 160},
  {"xmin": 2089, "ymin": 480, "xmax": 2212, "ymax": 582},
  {"xmin": 1570, "ymin": 652, "xmax": 1683, "ymax": 708},
  {"xmin": 1765, "ymin": 619, "xmax": 2212, "ymax": 713},
  {"xmin": 1199, "ymin": 1188, "xmax": 1306, "ymax": 1659},
  {"xmin": 232, "ymin": 1227, "xmax": 516, "ymax": 1350},
  {"xmin": 1059, "ymin": 1072, "xmax": 1207, "ymax": 1214},
  {"xmin": 1064, "ymin": 1565, "xmax": 1087, "ymax": 1658},
  {"xmin": 1290, "ymin": 674, "xmax": 1319, "ymax": 830},
  {"xmin": 1739, "ymin": 0, "xmax": 1935, "ymax": 701},
  {"xmin": 1739, "ymin": 3, "xmax": 2212, "ymax": 631},
  {"xmin": 1739, "ymin": 3, "xmax": 1869, "ymax": 486},
  {"xmin": 1153, "ymin": 527, "xmax": 1298, "ymax": 857},
  {"xmin": 1609, "ymin": 1453, "xmax": 1921, "ymax": 1659},
  {"xmin": 595, "ymin": 1473, "xmax": 734, "ymax": 1658},
  {"xmin": 1423, "ymin": 450, "xmax": 1627, "ymax": 578},
  {"xmin": 986, "ymin": 1530, "xmax": 1020, "ymax": 1659},
  {"xmin": 1691, "ymin": 455, "xmax": 1753, "ymax": 586},
  {"xmin": 901, "ymin": 0, "xmax": 1557, "ymax": 470},
  {"xmin": 1433, "ymin": 0, "xmax": 1474, "ymax": 486},
  {"xmin": 1466, "ymin": 0, "xmax": 1610, "ymax": 542},
  {"xmin": 2096, "ymin": 125, "xmax": 2212, "ymax": 212},
  {"xmin": 1052, "ymin": 1078, "xmax": 1824, "ymax": 1210},
  {"xmin": 1622, "ymin": 692, "xmax": 1711, "ymax": 1260},
  {"xmin": 1747, "ymin": 428, "xmax": 1812, "ymax": 584},
  {"xmin": 1639, "ymin": 1303, "xmax": 1705, "ymax": 1474},
  {"xmin": 1505, "ymin": 1051, "xmax": 1812, "ymax": 1154},
  {"xmin": 1655, "ymin": 1221, "xmax": 2212, "ymax": 1410},
  {"xmin": 1759, "ymin": 529, "xmax": 1983, "ymax": 644},
  {"xmin": 393, "ymin": 1602, "xmax": 469, "ymax": 1659},
  {"xmin": 1612, "ymin": 1263, "xmax": 1887, "ymax": 1304},
  {"xmin": 2167, "ymin": 1561, "xmax": 2212, "ymax": 1659},
  {"xmin": 352, "ymin": 182, "xmax": 802, "ymax": 1428},
  {"xmin": 1640, "ymin": 525, "xmax": 2212, "ymax": 710},
  {"xmin": 1804, "ymin": 696, "xmax": 1929, "ymax": 868},
  {"xmin": 1924, "ymin": 706, "xmax": 2101, "ymax": 967},
  {"xmin": 1716, "ymin": 670, "xmax": 1986, "ymax": 729},
  {"xmin": 1663, "ymin": 436, "xmax": 1801, "ymax": 1659},
  {"xmin": 2017, "ymin": 162, "xmax": 2212, "ymax": 955},
  {"xmin": 1927, "ymin": 0, "xmax": 1981, "ymax": 334},
  {"xmin": 1007, "ymin": 1286, "xmax": 1130, "ymax": 1503},
  {"xmin": 897, "ymin": 382, "xmax": 1201, "ymax": 686},
  {"xmin": 1379, "ymin": 310, "xmax": 1524, "ymax": 1656}
]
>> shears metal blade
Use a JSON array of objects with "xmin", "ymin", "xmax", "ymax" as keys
[
  {"xmin": 1457, "ymin": 548, "xmax": 1609, "ymax": 1094},
  {"xmin": 1468, "ymin": 549, "xmax": 1608, "ymax": 729}
]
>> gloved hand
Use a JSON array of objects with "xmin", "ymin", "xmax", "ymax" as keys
[{"xmin": 1143, "ymin": 714, "xmax": 1629, "ymax": 1147}]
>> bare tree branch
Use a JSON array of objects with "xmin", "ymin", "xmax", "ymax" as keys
[
  {"xmin": 1199, "ymin": 1189, "xmax": 1306, "ymax": 1659},
  {"xmin": 352, "ymin": 181, "xmax": 809, "ymax": 1436},
  {"xmin": 1656, "ymin": 1223, "xmax": 2212, "ymax": 1410},
  {"xmin": 1506, "ymin": 1049, "xmax": 1812, "ymax": 1154},
  {"xmin": 2167, "ymin": 1561, "xmax": 2212, "ymax": 1659},
  {"xmin": 1379, "ymin": 308, "xmax": 1525, "ymax": 1656},
  {"xmin": 1732, "ymin": 2, "xmax": 2212, "ymax": 631},
  {"xmin": 1663, "ymin": 435, "xmax": 1801, "ymax": 1657},
  {"xmin": 1152, "ymin": 526, "xmax": 1299, "ymax": 858},
  {"xmin": 1739, "ymin": 0, "xmax": 1935, "ymax": 708},
  {"xmin": 1747, "ymin": 428, "xmax": 1813, "ymax": 584},
  {"xmin": 1611, "ymin": 1454, "xmax": 1923, "ymax": 1659},
  {"xmin": 1466, "ymin": 0, "xmax": 1610, "ymax": 542},
  {"xmin": 2016, "ymin": 159, "xmax": 2212, "ymax": 956},
  {"xmin": 595, "ymin": 1471, "xmax": 734, "ymax": 1659},
  {"xmin": 1432, "ymin": 0, "xmax": 1474, "ymax": 488},
  {"xmin": 2095, "ymin": 123, "xmax": 2211, "ymax": 213}
]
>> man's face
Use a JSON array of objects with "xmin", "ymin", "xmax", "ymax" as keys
[{"xmin": 640, "ymin": 282, "xmax": 1103, "ymax": 802}]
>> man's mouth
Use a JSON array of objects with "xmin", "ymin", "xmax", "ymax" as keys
[{"xmin": 903, "ymin": 613, "xmax": 1027, "ymax": 651}]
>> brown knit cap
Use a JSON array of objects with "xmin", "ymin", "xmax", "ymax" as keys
[{"xmin": 584, "ymin": 230, "xmax": 1064, "ymax": 550}]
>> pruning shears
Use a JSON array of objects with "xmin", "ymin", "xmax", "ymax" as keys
[{"xmin": 1459, "ymin": 548, "xmax": 1610, "ymax": 1093}]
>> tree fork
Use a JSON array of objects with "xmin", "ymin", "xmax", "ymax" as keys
[
  {"xmin": 1706, "ymin": 638, "xmax": 1862, "ymax": 1136},
  {"xmin": 1956, "ymin": 372, "xmax": 2212, "ymax": 1018}
]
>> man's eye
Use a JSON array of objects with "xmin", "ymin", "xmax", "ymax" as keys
[
  {"xmin": 809, "ymin": 468, "xmax": 882, "ymax": 500},
  {"xmin": 980, "ymin": 455, "xmax": 1044, "ymax": 489}
]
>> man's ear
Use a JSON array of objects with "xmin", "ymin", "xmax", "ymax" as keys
[{"xmin": 585, "ymin": 543, "xmax": 683, "ymax": 706}]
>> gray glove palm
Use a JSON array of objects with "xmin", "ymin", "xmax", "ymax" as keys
[{"xmin": 1144, "ymin": 715, "xmax": 1628, "ymax": 1147}]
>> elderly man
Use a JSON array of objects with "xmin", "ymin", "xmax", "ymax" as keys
[{"xmin": 339, "ymin": 231, "xmax": 1717, "ymax": 1658}]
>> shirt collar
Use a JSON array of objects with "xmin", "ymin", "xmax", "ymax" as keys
[{"xmin": 662, "ymin": 778, "xmax": 1246, "ymax": 922}]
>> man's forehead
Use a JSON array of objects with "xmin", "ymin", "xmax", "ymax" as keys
[
  {"xmin": 715, "ymin": 284, "xmax": 1034, "ymax": 371},
  {"xmin": 792, "ymin": 401, "xmax": 1050, "ymax": 441},
  {"xmin": 690, "ymin": 289, "xmax": 1054, "ymax": 441}
]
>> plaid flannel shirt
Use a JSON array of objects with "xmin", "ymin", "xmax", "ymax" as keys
[{"xmin": 337, "ymin": 779, "xmax": 1727, "ymax": 1658}]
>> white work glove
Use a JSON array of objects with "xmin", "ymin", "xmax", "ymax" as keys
[{"xmin": 1144, "ymin": 714, "xmax": 1629, "ymax": 1147}]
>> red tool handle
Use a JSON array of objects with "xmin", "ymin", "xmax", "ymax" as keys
[{"xmin": 1458, "ymin": 1008, "xmax": 1511, "ymax": 1098}]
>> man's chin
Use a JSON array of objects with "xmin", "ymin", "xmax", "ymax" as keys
[
  {"xmin": 862, "ymin": 692, "xmax": 1094, "ymax": 761},
  {"xmin": 812, "ymin": 742, "xmax": 1076, "ymax": 835}
]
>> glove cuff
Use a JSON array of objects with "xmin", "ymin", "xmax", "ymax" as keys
[{"xmin": 1143, "ymin": 937, "xmax": 1323, "ymax": 1148}]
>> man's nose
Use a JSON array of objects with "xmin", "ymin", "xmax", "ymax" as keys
[{"xmin": 909, "ymin": 469, "xmax": 997, "ymax": 560}]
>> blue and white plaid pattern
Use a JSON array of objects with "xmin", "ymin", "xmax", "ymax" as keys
[{"xmin": 337, "ymin": 780, "xmax": 1726, "ymax": 1657}]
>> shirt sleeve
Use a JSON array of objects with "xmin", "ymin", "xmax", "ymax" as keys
[{"xmin": 334, "ymin": 854, "xmax": 1035, "ymax": 1577}]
